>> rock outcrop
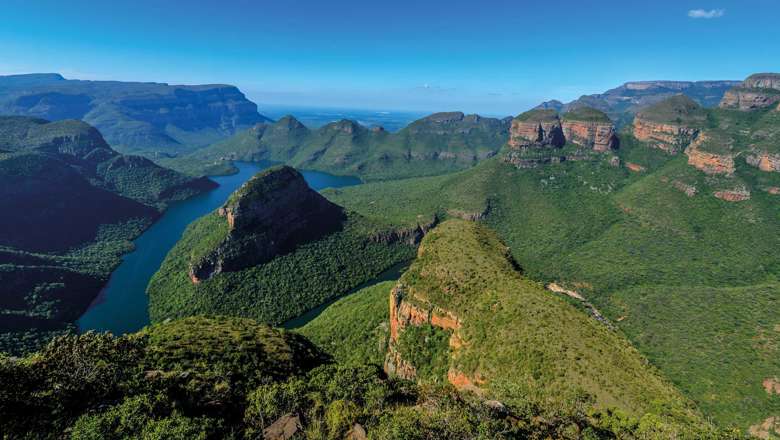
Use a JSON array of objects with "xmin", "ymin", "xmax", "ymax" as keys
[
  {"xmin": 561, "ymin": 108, "xmax": 619, "ymax": 152},
  {"xmin": 746, "ymin": 151, "xmax": 780, "ymax": 173},
  {"xmin": 720, "ymin": 73, "xmax": 780, "ymax": 111},
  {"xmin": 188, "ymin": 166, "xmax": 345, "ymax": 282},
  {"xmin": 384, "ymin": 283, "xmax": 472, "ymax": 389},
  {"xmin": 632, "ymin": 95, "xmax": 705, "ymax": 153},
  {"xmin": 684, "ymin": 133, "xmax": 736, "ymax": 175},
  {"xmin": 714, "ymin": 187, "xmax": 751, "ymax": 202},
  {"xmin": 507, "ymin": 109, "xmax": 565, "ymax": 150}
]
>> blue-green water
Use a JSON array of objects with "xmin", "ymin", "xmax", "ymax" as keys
[{"xmin": 77, "ymin": 161, "xmax": 360, "ymax": 335}]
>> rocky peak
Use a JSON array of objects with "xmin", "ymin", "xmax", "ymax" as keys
[
  {"xmin": 189, "ymin": 166, "xmax": 345, "ymax": 282},
  {"xmin": 324, "ymin": 119, "xmax": 362, "ymax": 135},
  {"xmin": 534, "ymin": 100, "xmax": 565, "ymax": 112},
  {"xmin": 274, "ymin": 115, "xmax": 306, "ymax": 131}
]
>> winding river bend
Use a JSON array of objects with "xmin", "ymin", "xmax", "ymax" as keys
[{"xmin": 77, "ymin": 161, "xmax": 361, "ymax": 335}]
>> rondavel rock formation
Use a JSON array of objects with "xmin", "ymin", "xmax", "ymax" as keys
[
  {"xmin": 188, "ymin": 166, "xmax": 345, "ymax": 283},
  {"xmin": 504, "ymin": 107, "xmax": 618, "ymax": 168},
  {"xmin": 631, "ymin": 95, "xmax": 704, "ymax": 154}
]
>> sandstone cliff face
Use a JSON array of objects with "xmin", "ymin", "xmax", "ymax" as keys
[
  {"xmin": 719, "ymin": 73, "xmax": 780, "ymax": 110},
  {"xmin": 561, "ymin": 120, "xmax": 618, "ymax": 152},
  {"xmin": 744, "ymin": 73, "xmax": 780, "ymax": 90},
  {"xmin": 384, "ymin": 284, "xmax": 475, "ymax": 389},
  {"xmin": 719, "ymin": 88, "xmax": 780, "ymax": 111},
  {"xmin": 632, "ymin": 117, "xmax": 698, "ymax": 154},
  {"xmin": 189, "ymin": 166, "xmax": 344, "ymax": 282},
  {"xmin": 684, "ymin": 134, "xmax": 735, "ymax": 175},
  {"xmin": 507, "ymin": 111, "xmax": 565, "ymax": 150}
]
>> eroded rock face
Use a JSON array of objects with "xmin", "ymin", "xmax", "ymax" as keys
[
  {"xmin": 714, "ymin": 187, "xmax": 751, "ymax": 202},
  {"xmin": 746, "ymin": 152, "xmax": 780, "ymax": 173},
  {"xmin": 189, "ymin": 166, "xmax": 345, "ymax": 282},
  {"xmin": 507, "ymin": 112, "xmax": 565, "ymax": 150},
  {"xmin": 385, "ymin": 284, "xmax": 470, "ymax": 389},
  {"xmin": 720, "ymin": 88, "xmax": 780, "ymax": 110},
  {"xmin": 720, "ymin": 73, "xmax": 780, "ymax": 110},
  {"xmin": 633, "ymin": 117, "xmax": 698, "ymax": 154},
  {"xmin": 745, "ymin": 73, "xmax": 780, "ymax": 90},
  {"xmin": 685, "ymin": 136, "xmax": 735, "ymax": 175},
  {"xmin": 561, "ymin": 120, "xmax": 618, "ymax": 152}
]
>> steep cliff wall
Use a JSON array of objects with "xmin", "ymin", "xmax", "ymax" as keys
[
  {"xmin": 561, "ymin": 108, "xmax": 619, "ymax": 152},
  {"xmin": 719, "ymin": 73, "xmax": 780, "ymax": 110}
]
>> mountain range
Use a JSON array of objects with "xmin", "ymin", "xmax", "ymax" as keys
[
  {"xmin": 0, "ymin": 73, "xmax": 270, "ymax": 156},
  {"xmin": 1, "ymin": 72, "xmax": 778, "ymax": 438},
  {"xmin": 537, "ymin": 79, "xmax": 741, "ymax": 127},
  {"xmin": 161, "ymin": 111, "xmax": 511, "ymax": 180}
]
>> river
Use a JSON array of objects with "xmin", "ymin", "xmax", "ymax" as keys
[{"xmin": 77, "ymin": 161, "xmax": 361, "ymax": 335}]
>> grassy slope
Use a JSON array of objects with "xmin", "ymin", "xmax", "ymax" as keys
[
  {"xmin": 148, "ymin": 212, "xmax": 415, "ymax": 326},
  {"xmin": 324, "ymin": 146, "xmax": 780, "ymax": 429},
  {"xmin": 400, "ymin": 220, "xmax": 704, "ymax": 424},
  {"xmin": 297, "ymin": 281, "xmax": 393, "ymax": 366}
]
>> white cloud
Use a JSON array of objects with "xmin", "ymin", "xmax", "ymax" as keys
[{"xmin": 688, "ymin": 8, "xmax": 725, "ymax": 19}]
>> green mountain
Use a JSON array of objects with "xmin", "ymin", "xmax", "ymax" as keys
[
  {"xmin": 321, "ymin": 82, "xmax": 780, "ymax": 431},
  {"xmin": 0, "ymin": 73, "xmax": 271, "ymax": 156},
  {"xmin": 162, "ymin": 111, "xmax": 511, "ymax": 180},
  {"xmin": 0, "ymin": 116, "xmax": 215, "ymax": 355},
  {"xmin": 147, "ymin": 166, "xmax": 418, "ymax": 326}
]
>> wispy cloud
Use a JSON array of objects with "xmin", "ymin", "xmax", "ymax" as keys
[
  {"xmin": 413, "ymin": 84, "xmax": 456, "ymax": 94},
  {"xmin": 688, "ymin": 8, "xmax": 725, "ymax": 19}
]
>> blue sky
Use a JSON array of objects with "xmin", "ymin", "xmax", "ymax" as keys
[{"xmin": 1, "ymin": 0, "xmax": 778, "ymax": 115}]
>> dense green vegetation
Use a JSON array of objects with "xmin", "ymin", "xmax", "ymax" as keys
[
  {"xmin": 297, "ymin": 281, "xmax": 394, "ymax": 366},
  {"xmin": 562, "ymin": 107, "xmax": 612, "ymax": 123},
  {"xmin": 324, "ymin": 108, "xmax": 780, "ymax": 431},
  {"xmin": 0, "ymin": 316, "xmax": 745, "ymax": 439},
  {"xmin": 163, "ymin": 112, "xmax": 510, "ymax": 180},
  {"xmin": 148, "ymin": 212, "xmax": 415, "ymax": 326},
  {"xmin": 0, "ymin": 116, "xmax": 214, "ymax": 355},
  {"xmin": 514, "ymin": 108, "xmax": 560, "ymax": 122},
  {"xmin": 635, "ymin": 95, "xmax": 709, "ymax": 126}
]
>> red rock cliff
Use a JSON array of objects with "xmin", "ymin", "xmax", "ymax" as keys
[
  {"xmin": 684, "ymin": 134, "xmax": 735, "ymax": 175},
  {"xmin": 385, "ymin": 284, "xmax": 477, "ymax": 390},
  {"xmin": 561, "ymin": 120, "xmax": 618, "ymax": 152},
  {"xmin": 632, "ymin": 117, "xmax": 698, "ymax": 154}
]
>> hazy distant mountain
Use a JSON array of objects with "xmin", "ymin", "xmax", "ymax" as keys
[
  {"xmin": 537, "ymin": 80, "xmax": 741, "ymax": 127},
  {"xmin": 0, "ymin": 73, "xmax": 271, "ymax": 156},
  {"xmin": 166, "ymin": 111, "xmax": 511, "ymax": 180}
]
